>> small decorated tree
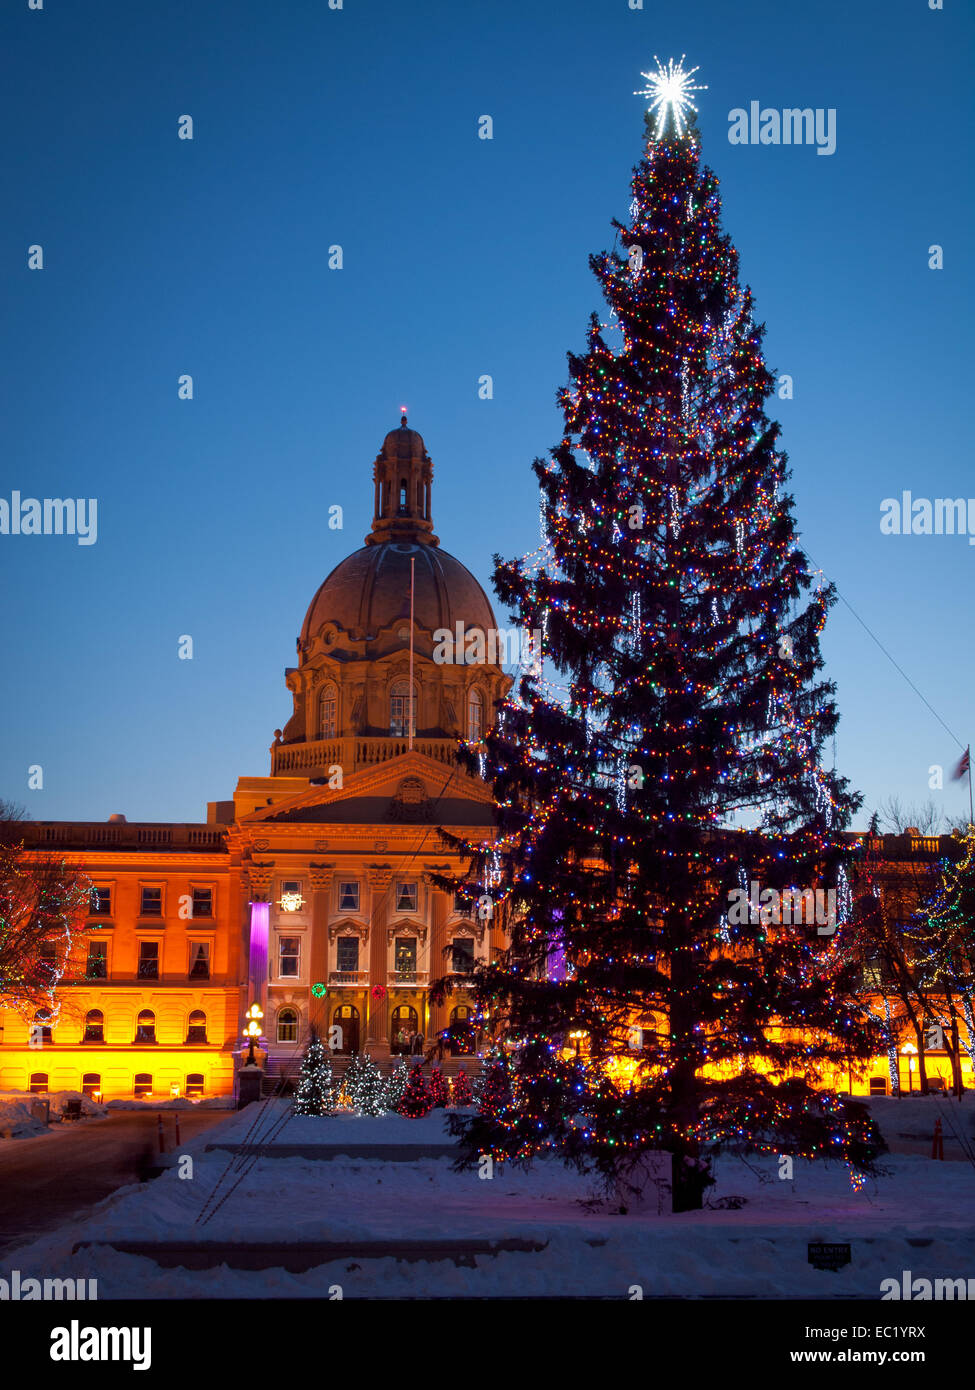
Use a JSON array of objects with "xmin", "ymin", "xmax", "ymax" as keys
[
  {"xmin": 476, "ymin": 1055, "xmax": 514, "ymax": 1123},
  {"xmin": 451, "ymin": 1068, "xmax": 474, "ymax": 1107},
  {"xmin": 398, "ymin": 1063, "xmax": 434, "ymax": 1119},
  {"xmin": 429, "ymin": 1067, "xmax": 450, "ymax": 1108},
  {"xmin": 345, "ymin": 1052, "xmax": 387, "ymax": 1116},
  {"xmin": 386, "ymin": 1056, "xmax": 409, "ymax": 1110},
  {"xmin": 293, "ymin": 1031, "xmax": 335, "ymax": 1117}
]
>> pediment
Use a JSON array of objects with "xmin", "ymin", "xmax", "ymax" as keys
[{"xmin": 239, "ymin": 750, "xmax": 494, "ymax": 827}]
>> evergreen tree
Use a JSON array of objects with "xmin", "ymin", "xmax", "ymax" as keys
[
  {"xmin": 451, "ymin": 1068, "xmax": 474, "ymax": 1107},
  {"xmin": 913, "ymin": 828, "xmax": 975, "ymax": 1096},
  {"xmin": 344, "ymin": 1051, "xmax": 387, "ymax": 1116},
  {"xmin": 293, "ymin": 1031, "xmax": 335, "ymax": 1117},
  {"xmin": 398, "ymin": 1063, "xmax": 434, "ymax": 1118},
  {"xmin": 386, "ymin": 1056, "xmax": 409, "ymax": 1110},
  {"xmin": 429, "ymin": 1067, "xmax": 450, "ymax": 1108},
  {"xmin": 441, "ymin": 68, "xmax": 884, "ymax": 1209}
]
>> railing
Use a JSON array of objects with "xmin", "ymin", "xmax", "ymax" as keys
[
  {"xmin": 271, "ymin": 735, "xmax": 461, "ymax": 775},
  {"xmin": 12, "ymin": 822, "xmax": 227, "ymax": 853},
  {"xmin": 328, "ymin": 971, "xmax": 369, "ymax": 986},
  {"xmin": 390, "ymin": 970, "xmax": 429, "ymax": 986}
]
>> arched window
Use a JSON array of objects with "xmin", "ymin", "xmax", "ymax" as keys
[
  {"xmin": 186, "ymin": 1010, "xmax": 207, "ymax": 1044},
  {"xmin": 29, "ymin": 1073, "xmax": 49, "ymax": 1094},
  {"xmin": 185, "ymin": 1073, "xmax": 205, "ymax": 1099},
  {"xmin": 277, "ymin": 1007, "xmax": 298, "ymax": 1043},
  {"xmin": 467, "ymin": 687, "xmax": 484, "ymax": 743},
  {"xmin": 135, "ymin": 1010, "xmax": 156, "ymax": 1044},
  {"xmin": 390, "ymin": 679, "xmax": 416, "ymax": 738},
  {"xmin": 133, "ymin": 1073, "xmax": 153, "ymax": 1098},
  {"xmin": 81, "ymin": 1073, "xmax": 101, "ymax": 1098},
  {"xmin": 319, "ymin": 683, "xmax": 337, "ymax": 740},
  {"xmin": 83, "ymin": 1009, "xmax": 104, "ymax": 1043}
]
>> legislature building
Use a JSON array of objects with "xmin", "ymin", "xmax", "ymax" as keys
[{"xmin": 0, "ymin": 419, "xmax": 510, "ymax": 1101}]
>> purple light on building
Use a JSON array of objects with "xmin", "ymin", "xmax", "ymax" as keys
[{"xmin": 248, "ymin": 900, "xmax": 270, "ymax": 1020}]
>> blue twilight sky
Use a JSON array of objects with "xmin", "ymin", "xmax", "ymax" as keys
[{"xmin": 1, "ymin": 0, "xmax": 972, "ymax": 829}]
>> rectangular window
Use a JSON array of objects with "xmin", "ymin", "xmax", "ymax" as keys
[
  {"xmin": 279, "ymin": 880, "xmax": 305, "ymax": 912},
  {"xmin": 395, "ymin": 937, "xmax": 417, "ymax": 976},
  {"xmin": 37, "ymin": 942, "xmax": 58, "ymax": 986},
  {"xmin": 338, "ymin": 881, "xmax": 360, "ymax": 912},
  {"xmin": 89, "ymin": 886, "xmax": 112, "ymax": 917},
  {"xmin": 138, "ymin": 941, "xmax": 159, "ymax": 980},
  {"xmin": 451, "ymin": 937, "xmax": 475, "ymax": 974},
  {"xmin": 336, "ymin": 936, "xmax": 359, "ymax": 974},
  {"xmin": 85, "ymin": 940, "xmax": 108, "ymax": 979},
  {"xmin": 395, "ymin": 882, "xmax": 417, "ymax": 913},
  {"xmin": 279, "ymin": 935, "xmax": 300, "ymax": 977},
  {"xmin": 188, "ymin": 941, "xmax": 211, "ymax": 980},
  {"xmin": 140, "ymin": 887, "xmax": 162, "ymax": 917},
  {"xmin": 191, "ymin": 887, "xmax": 213, "ymax": 918},
  {"xmin": 453, "ymin": 891, "xmax": 472, "ymax": 917}
]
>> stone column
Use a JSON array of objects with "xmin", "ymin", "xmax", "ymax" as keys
[
  {"xmin": 308, "ymin": 863, "xmax": 334, "ymax": 1034},
  {"xmin": 365, "ymin": 864, "xmax": 392, "ymax": 1059},
  {"xmin": 426, "ymin": 872, "xmax": 449, "ymax": 1040}
]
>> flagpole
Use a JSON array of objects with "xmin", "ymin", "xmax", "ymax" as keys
[
  {"xmin": 408, "ymin": 556, "xmax": 415, "ymax": 751},
  {"xmin": 968, "ymin": 747, "xmax": 973, "ymax": 828}
]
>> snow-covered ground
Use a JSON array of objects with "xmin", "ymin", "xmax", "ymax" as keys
[
  {"xmin": 0, "ymin": 1090, "xmax": 108, "ymax": 1138},
  {"xmin": 2, "ymin": 1093, "xmax": 973, "ymax": 1298}
]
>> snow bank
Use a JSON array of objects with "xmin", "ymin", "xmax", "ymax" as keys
[
  {"xmin": 106, "ymin": 1097, "xmax": 234, "ymax": 1111},
  {"xmin": 0, "ymin": 1089, "xmax": 108, "ymax": 1137}
]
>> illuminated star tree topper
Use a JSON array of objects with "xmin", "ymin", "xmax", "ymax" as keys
[{"xmin": 634, "ymin": 55, "xmax": 707, "ymax": 140}]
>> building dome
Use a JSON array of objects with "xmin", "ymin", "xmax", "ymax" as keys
[{"xmin": 300, "ymin": 540, "xmax": 497, "ymax": 646}]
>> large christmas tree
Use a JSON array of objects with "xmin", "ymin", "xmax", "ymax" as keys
[{"xmin": 445, "ymin": 61, "xmax": 884, "ymax": 1210}]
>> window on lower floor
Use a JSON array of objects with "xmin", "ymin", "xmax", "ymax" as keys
[
  {"xmin": 135, "ymin": 1010, "xmax": 156, "ymax": 1044},
  {"xmin": 336, "ymin": 936, "xmax": 359, "ymax": 973},
  {"xmin": 185, "ymin": 1073, "xmax": 204, "ymax": 1099},
  {"xmin": 133, "ymin": 1073, "xmax": 153, "ymax": 1098},
  {"xmin": 86, "ymin": 939, "xmax": 108, "ymax": 979},
  {"xmin": 29, "ymin": 1073, "xmax": 49, "ymax": 1094},
  {"xmin": 138, "ymin": 941, "xmax": 159, "ymax": 979},
  {"xmin": 451, "ymin": 937, "xmax": 475, "ymax": 974},
  {"xmin": 278, "ymin": 935, "xmax": 300, "ymax": 978},
  {"xmin": 186, "ymin": 1010, "xmax": 207, "ymax": 1044},
  {"xmin": 83, "ymin": 1009, "xmax": 104, "ymax": 1043},
  {"xmin": 188, "ymin": 941, "xmax": 210, "ymax": 980},
  {"xmin": 81, "ymin": 1073, "xmax": 101, "ymax": 1099},
  {"xmin": 277, "ymin": 1007, "xmax": 299, "ymax": 1043}
]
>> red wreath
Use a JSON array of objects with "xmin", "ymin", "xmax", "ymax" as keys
[{"xmin": 371, "ymin": 984, "xmax": 387, "ymax": 1000}]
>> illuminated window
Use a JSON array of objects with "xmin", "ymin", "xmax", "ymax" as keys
[
  {"xmin": 135, "ymin": 1010, "xmax": 156, "ymax": 1044},
  {"xmin": 186, "ymin": 1010, "xmax": 207, "ymax": 1044},
  {"xmin": 81, "ymin": 1073, "xmax": 101, "ymax": 1098},
  {"xmin": 29, "ymin": 1073, "xmax": 49, "ymax": 1094},
  {"xmin": 277, "ymin": 1008, "xmax": 299, "ymax": 1043},
  {"xmin": 390, "ymin": 680, "xmax": 416, "ymax": 738},
  {"xmin": 467, "ymin": 688, "xmax": 484, "ymax": 742},
  {"xmin": 133, "ymin": 1073, "xmax": 153, "ymax": 1098},
  {"xmin": 336, "ymin": 936, "xmax": 359, "ymax": 974},
  {"xmin": 83, "ymin": 1009, "xmax": 104, "ymax": 1043},
  {"xmin": 395, "ymin": 938, "xmax": 417, "ymax": 977},
  {"xmin": 185, "ymin": 1073, "xmax": 204, "ymax": 1099},
  {"xmin": 319, "ymin": 685, "xmax": 338, "ymax": 740}
]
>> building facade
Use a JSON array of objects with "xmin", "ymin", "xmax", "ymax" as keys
[{"xmin": 0, "ymin": 419, "xmax": 509, "ymax": 1099}]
